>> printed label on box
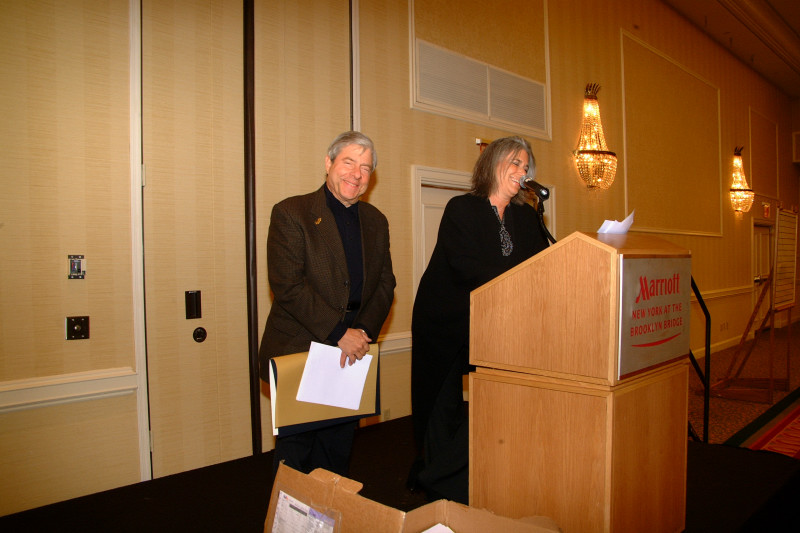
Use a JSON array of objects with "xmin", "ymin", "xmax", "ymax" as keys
[{"xmin": 272, "ymin": 490, "xmax": 336, "ymax": 533}]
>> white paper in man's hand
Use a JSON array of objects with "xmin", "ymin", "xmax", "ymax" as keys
[{"xmin": 296, "ymin": 341, "xmax": 372, "ymax": 410}]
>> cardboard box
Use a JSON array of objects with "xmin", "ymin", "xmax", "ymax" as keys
[{"xmin": 265, "ymin": 463, "xmax": 561, "ymax": 533}]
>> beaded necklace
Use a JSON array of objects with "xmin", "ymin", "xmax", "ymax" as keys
[{"xmin": 491, "ymin": 205, "xmax": 513, "ymax": 256}]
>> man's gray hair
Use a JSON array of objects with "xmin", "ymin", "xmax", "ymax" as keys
[{"xmin": 327, "ymin": 131, "xmax": 377, "ymax": 172}]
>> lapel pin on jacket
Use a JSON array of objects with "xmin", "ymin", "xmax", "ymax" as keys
[{"xmin": 315, "ymin": 217, "xmax": 322, "ymax": 225}]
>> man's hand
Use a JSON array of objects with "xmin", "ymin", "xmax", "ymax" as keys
[{"xmin": 338, "ymin": 328, "xmax": 372, "ymax": 367}]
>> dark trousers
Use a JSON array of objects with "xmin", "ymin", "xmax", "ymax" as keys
[
  {"xmin": 272, "ymin": 420, "xmax": 358, "ymax": 477},
  {"xmin": 415, "ymin": 356, "xmax": 469, "ymax": 504}
]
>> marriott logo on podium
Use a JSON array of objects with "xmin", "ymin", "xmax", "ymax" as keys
[{"xmin": 635, "ymin": 273, "xmax": 681, "ymax": 303}]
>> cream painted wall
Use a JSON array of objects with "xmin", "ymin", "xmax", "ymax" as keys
[
  {"xmin": 2, "ymin": 0, "xmax": 799, "ymax": 516},
  {"xmin": 0, "ymin": 2, "xmax": 134, "ymax": 379},
  {"xmin": 253, "ymin": 0, "xmax": 353, "ymax": 450},
  {"xmin": 0, "ymin": 395, "xmax": 140, "ymax": 513},
  {"xmin": 0, "ymin": 0, "xmax": 141, "ymax": 515},
  {"xmin": 358, "ymin": 0, "xmax": 799, "ymax": 359}
]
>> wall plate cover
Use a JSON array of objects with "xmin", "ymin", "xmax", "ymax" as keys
[
  {"xmin": 66, "ymin": 316, "xmax": 89, "ymax": 340},
  {"xmin": 185, "ymin": 290, "xmax": 201, "ymax": 319},
  {"xmin": 68, "ymin": 255, "xmax": 86, "ymax": 279}
]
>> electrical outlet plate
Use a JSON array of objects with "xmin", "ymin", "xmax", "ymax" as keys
[{"xmin": 66, "ymin": 316, "xmax": 89, "ymax": 340}]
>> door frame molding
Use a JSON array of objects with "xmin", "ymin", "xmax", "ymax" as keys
[{"xmin": 129, "ymin": 0, "xmax": 151, "ymax": 481}]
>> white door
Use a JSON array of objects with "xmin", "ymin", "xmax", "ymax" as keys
[
  {"xmin": 413, "ymin": 167, "xmax": 472, "ymax": 295},
  {"xmin": 421, "ymin": 186, "xmax": 466, "ymax": 267}
]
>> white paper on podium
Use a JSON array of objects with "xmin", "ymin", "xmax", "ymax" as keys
[
  {"xmin": 296, "ymin": 341, "xmax": 372, "ymax": 410},
  {"xmin": 421, "ymin": 525, "xmax": 455, "ymax": 533},
  {"xmin": 598, "ymin": 210, "xmax": 635, "ymax": 234}
]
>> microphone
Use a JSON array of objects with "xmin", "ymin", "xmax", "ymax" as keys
[{"xmin": 519, "ymin": 176, "xmax": 550, "ymax": 201}]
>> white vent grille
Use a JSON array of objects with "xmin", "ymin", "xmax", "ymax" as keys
[
  {"xmin": 489, "ymin": 67, "xmax": 546, "ymax": 131},
  {"xmin": 418, "ymin": 41, "xmax": 488, "ymax": 115},
  {"xmin": 414, "ymin": 39, "xmax": 548, "ymax": 138}
]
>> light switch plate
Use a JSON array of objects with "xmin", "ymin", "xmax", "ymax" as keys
[{"xmin": 68, "ymin": 255, "xmax": 86, "ymax": 279}]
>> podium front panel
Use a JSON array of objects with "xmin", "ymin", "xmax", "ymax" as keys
[
  {"xmin": 469, "ymin": 372, "xmax": 610, "ymax": 532},
  {"xmin": 618, "ymin": 256, "xmax": 691, "ymax": 379},
  {"xmin": 470, "ymin": 362, "xmax": 688, "ymax": 533}
]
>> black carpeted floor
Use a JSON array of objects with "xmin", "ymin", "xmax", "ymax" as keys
[{"xmin": 1, "ymin": 416, "xmax": 799, "ymax": 532}]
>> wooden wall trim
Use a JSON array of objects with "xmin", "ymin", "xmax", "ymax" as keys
[
  {"xmin": 0, "ymin": 368, "xmax": 138, "ymax": 414},
  {"xmin": 378, "ymin": 331, "xmax": 412, "ymax": 356},
  {"xmin": 622, "ymin": 31, "xmax": 723, "ymax": 236},
  {"xmin": 691, "ymin": 284, "xmax": 752, "ymax": 302},
  {"xmin": 129, "ymin": 0, "xmax": 151, "ymax": 483},
  {"xmin": 717, "ymin": 0, "xmax": 800, "ymax": 73}
]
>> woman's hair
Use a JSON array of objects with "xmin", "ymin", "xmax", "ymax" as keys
[
  {"xmin": 470, "ymin": 136, "xmax": 536, "ymax": 205},
  {"xmin": 327, "ymin": 131, "xmax": 377, "ymax": 172}
]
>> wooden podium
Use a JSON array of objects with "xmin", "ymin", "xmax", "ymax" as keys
[{"xmin": 469, "ymin": 232, "xmax": 692, "ymax": 533}]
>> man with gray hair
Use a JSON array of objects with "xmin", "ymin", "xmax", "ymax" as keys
[{"xmin": 259, "ymin": 131, "xmax": 396, "ymax": 476}]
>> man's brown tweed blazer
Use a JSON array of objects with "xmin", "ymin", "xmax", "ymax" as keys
[{"xmin": 258, "ymin": 186, "xmax": 396, "ymax": 381}]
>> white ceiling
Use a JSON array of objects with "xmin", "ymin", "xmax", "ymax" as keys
[{"xmin": 661, "ymin": 0, "xmax": 800, "ymax": 99}]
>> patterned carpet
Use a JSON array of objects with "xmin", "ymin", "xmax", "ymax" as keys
[
  {"xmin": 749, "ymin": 403, "xmax": 800, "ymax": 458},
  {"xmin": 726, "ymin": 385, "xmax": 800, "ymax": 458},
  {"xmin": 688, "ymin": 320, "xmax": 800, "ymax": 450}
]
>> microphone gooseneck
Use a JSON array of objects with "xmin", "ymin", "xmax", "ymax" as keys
[{"xmin": 518, "ymin": 176, "xmax": 556, "ymax": 245}]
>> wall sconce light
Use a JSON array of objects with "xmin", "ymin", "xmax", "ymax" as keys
[
  {"xmin": 573, "ymin": 83, "xmax": 617, "ymax": 190},
  {"xmin": 729, "ymin": 146, "xmax": 754, "ymax": 213}
]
